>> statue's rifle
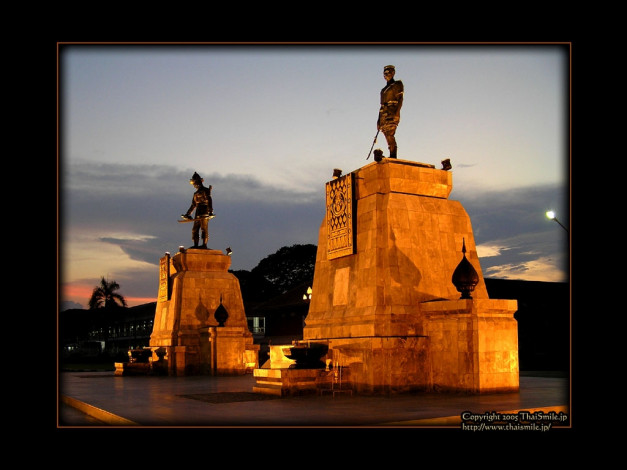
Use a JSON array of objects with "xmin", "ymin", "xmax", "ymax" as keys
[
  {"xmin": 366, "ymin": 129, "xmax": 380, "ymax": 160},
  {"xmin": 177, "ymin": 215, "xmax": 215, "ymax": 223}
]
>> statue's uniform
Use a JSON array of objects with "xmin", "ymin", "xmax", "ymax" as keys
[
  {"xmin": 378, "ymin": 79, "xmax": 404, "ymax": 158},
  {"xmin": 185, "ymin": 186, "xmax": 213, "ymax": 247}
]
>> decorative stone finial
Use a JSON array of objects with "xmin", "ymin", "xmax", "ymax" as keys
[{"xmin": 451, "ymin": 238, "xmax": 479, "ymax": 299}]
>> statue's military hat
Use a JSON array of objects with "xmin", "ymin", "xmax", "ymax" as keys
[{"xmin": 190, "ymin": 172, "xmax": 204, "ymax": 185}]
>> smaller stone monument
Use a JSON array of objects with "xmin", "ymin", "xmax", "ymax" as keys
[
  {"xmin": 149, "ymin": 248, "xmax": 259, "ymax": 376},
  {"xmin": 149, "ymin": 174, "xmax": 258, "ymax": 375}
]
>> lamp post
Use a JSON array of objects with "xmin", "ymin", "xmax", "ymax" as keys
[
  {"xmin": 545, "ymin": 210, "xmax": 568, "ymax": 232},
  {"xmin": 302, "ymin": 286, "xmax": 312, "ymax": 301}
]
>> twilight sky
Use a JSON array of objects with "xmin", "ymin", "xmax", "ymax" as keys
[{"xmin": 58, "ymin": 43, "xmax": 570, "ymax": 309}]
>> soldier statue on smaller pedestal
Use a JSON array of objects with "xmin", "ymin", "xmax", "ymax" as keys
[{"xmin": 180, "ymin": 172, "xmax": 214, "ymax": 249}]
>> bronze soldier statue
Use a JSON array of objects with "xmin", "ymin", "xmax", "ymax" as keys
[
  {"xmin": 377, "ymin": 65, "xmax": 404, "ymax": 159},
  {"xmin": 181, "ymin": 172, "xmax": 214, "ymax": 249}
]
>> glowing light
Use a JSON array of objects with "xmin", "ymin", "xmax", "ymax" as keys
[
  {"xmin": 303, "ymin": 286, "xmax": 313, "ymax": 301},
  {"xmin": 545, "ymin": 210, "xmax": 568, "ymax": 232}
]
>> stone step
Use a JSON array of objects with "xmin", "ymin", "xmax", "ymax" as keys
[{"xmin": 252, "ymin": 385, "xmax": 283, "ymax": 396}]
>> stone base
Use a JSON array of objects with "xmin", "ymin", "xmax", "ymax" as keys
[
  {"xmin": 422, "ymin": 299, "xmax": 519, "ymax": 393},
  {"xmin": 267, "ymin": 344, "xmax": 297, "ymax": 369},
  {"xmin": 253, "ymin": 368, "xmax": 332, "ymax": 396},
  {"xmin": 253, "ymin": 344, "xmax": 341, "ymax": 396},
  {"xmin": 324, "ymin": 336, "xmax": 431, "ymax": 394},
  {"xmin": 214, "ymin": 327, "xmax": 259, "ymax": 375},
  {"xmin": 114, "ymin": 362, "xmax": 152, "ymax": 376}
]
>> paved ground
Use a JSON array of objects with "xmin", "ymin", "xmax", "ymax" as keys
[{"xmin": 58, "ymin": 371, "xmax": 570, "ymax": 429}]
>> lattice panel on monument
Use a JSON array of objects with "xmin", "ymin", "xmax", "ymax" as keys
[{"xmin": 326, "ymin": 173, "xmax": 355, "ymax": 260}]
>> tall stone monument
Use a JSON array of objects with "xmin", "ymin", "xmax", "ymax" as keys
[{"xmin": 302, "ymin": 158, "xmax": 519, "ymax": 394}]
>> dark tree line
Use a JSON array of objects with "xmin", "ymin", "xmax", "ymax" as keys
[{"xmin": 232, "ymin": 244, "xmax": 317, "ymax": 304}]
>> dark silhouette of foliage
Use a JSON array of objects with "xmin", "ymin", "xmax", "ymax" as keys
[
  {"xmin": 88, "ymin": 276, "xmax": 128, "ymax": 309},
  {"xmin": 232, "ymin": 244, "xmax": 317, "ymax": 304},
  {"xmin": 251, "ymin": 244, "xmax": 317, "ymax": 295},
  {"xmin": 231, "ymin": 269, "xmax": 276, "ymax": 304}
]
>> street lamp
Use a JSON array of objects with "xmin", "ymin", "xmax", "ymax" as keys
[
  {"xmin": 545, "ymin": 210, "xmax": 568, "ymax": 232},
  {"xmin": 303, "ymin": 286, "xmax": 312, "ymax": 301}
]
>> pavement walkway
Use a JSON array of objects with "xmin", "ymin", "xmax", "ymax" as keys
[{"xmin": 58, "ymin": 371, "xmax": 570, "ymax": 429}]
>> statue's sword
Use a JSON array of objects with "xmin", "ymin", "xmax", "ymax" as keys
[{"xmin": 366, "ymin": 129, "xmax": 380, "ymax": 160}]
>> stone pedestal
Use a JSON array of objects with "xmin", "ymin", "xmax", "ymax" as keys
[
  {"xmin": 268, "ymin": 344, "xmax": 297, "ymax": 369},
  {"xmin": 302, "ymin": 158, "xmax": 518, "ymax": 394},
  {"xmin": 214, "ymin": 326, "xmax": 258, "ymax": 374},
  {"xmin": 114, "ymin": 362, "xmax": 152, "ymax": 376},
  {"xmin": 422, "ymin": 299, "xmax": 519, "ymax": 393},
  {"xmin": 319, "ymin": 336, "xmax": 430, "ymax": 394},
  {"xmin": 253, "ymin": 368, "xmax": 329, "ymax": 396},
  {"xmin": 149, "ymin": 248, "xmax": 258, "ymax": 375},
  {"xmin": 253, "ymin": 343, "xmax": 336, "ymax": 396}
]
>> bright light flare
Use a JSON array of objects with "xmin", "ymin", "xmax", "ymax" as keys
[{"xmin": 545, "ymin": 210, "xmax": 568, "ymax": 233}]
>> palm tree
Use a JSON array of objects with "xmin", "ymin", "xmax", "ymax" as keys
[{"xmin": 88, "ymin": 276, "xmax": 128, "ymax": 309}]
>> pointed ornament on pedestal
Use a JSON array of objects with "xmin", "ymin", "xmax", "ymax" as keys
[{"xmin": 452, "ymin": 238, "xmax": 479, "ymax": 299}]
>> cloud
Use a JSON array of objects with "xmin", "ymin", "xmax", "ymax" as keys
[
  {"xmin": 99, "ymin": 234, "xmax": 160, "ymax": 264},
  {"xmin": 476, "ymin": 243, "xmax": 510, "ymax": 258},
  {"xmin": 59, "ymin": 161, "xmax": 569, "ymax": 308},
  {"xmin": 453, "ymin": 183, "xmax": 568, "ymax": 240},
  {"xmin": 472, "ymin": 231, "xmax": 567, "ymax": 283},
  {"xmin": 476, "ymin": 236, "xmax": 567, "ymax": 283},
  {"xmin": 60, "ymin": 161, "xmax": 325, "ymax": 307},
  {"xmin": 63, "ymin": 160, "xmax": 320, "ymax": 202},
  {"xmin": 484, "ymin": 256, "xmax": 566, "ymax": 282},
  {"xmin": 451, "ymin": 183, "xmax": 569, "ymax": 283},
  {"xmin": 61, "ymin": 300, "xmax": 84, "ymax": 311},
  {"xmin": 61, "ymin": 231, "xmax": 157, "ymax": 281}
]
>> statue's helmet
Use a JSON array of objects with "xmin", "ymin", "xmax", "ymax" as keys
[
  {"xmin": 190, "ymin": 172, "xmax": 204, "ymax": 185},
  {"xmin": 383, "ymin": 65, "xmax": 395, "ymax": 73}
]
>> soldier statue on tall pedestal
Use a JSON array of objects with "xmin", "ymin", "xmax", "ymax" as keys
[
  {"xmin": 377, "ymin": 65, "xmax": 404, "ymax": 159},
  {"xmin": 180, "ymin": 172, "xmax": 215, "ymax": 249}
]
